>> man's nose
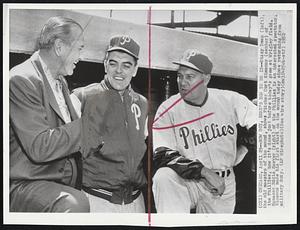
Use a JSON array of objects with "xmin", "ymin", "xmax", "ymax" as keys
[
  {"xmin": 116, "ymin": 65, "xmax": 122, "ymax": 73},
  {"xmin": 180, "ymin": 77, "xmax": 189, "ymax": 86}
]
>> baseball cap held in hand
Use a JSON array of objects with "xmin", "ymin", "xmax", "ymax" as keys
[
  {"xmin": 107, "ymin": 35, "xmax": 140, "ymax": 59},
  {"xmin": 173, "ymin": 49, "xmax": 213, "ymax": 74}
]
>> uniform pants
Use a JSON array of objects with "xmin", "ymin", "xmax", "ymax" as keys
[
  {"xmin": 10, "ymin": 180, "xmax": 90, "ymax": 212},
  {"xmin": 84, "ymin": 191, "xmax": 145, "ymax": 213},
  {"xmin": 153, "ymin": 167, "xmax": 236, "ymax": 213}
]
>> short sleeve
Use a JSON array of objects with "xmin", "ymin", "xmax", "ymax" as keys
[
  {"xmin": 152, "ymin": 103, "xmax": 178, "ymax": 151},
  {"xmin": 70, "ymin": 93, "xmax": 82, "ymax": 117},
  {"xmin": 233, "ymin": 93, "xmax": 257, "ymax": 129}
]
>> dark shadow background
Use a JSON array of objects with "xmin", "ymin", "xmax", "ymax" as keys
[{"xmin": 10, "ymin": 52, "xmax": 257, "ymax": 214}]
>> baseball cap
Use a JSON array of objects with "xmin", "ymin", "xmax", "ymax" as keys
[
  {"xmin": 173, "ymin": 49, "xmax": 213, "ymax": 74},
  {"xmin": 107, "ymin": 35, "xmax": 140, "ymax": 59}
]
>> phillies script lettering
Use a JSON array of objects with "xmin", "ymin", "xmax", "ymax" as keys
[{"xmin": 179, "ymin": 123, "xmax": 235, "ymax": 149}]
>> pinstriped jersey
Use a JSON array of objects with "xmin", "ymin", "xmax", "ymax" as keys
[{"xmin": 152, "ymin": 88, "xmax": 257, "ymax": 170}]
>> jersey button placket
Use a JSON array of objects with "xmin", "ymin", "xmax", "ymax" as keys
[
  {"xmin": 198, "ymin": 107, "xmax": 215, "ymax": 169},
  {"xmin": 123, "ymin": 92, "xmax": 133, "ymax": 182}
]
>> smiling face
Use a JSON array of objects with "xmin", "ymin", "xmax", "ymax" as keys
[
  {"xmin": 57, "ymin": 26, "xmax": 84, "ymax": 76},
  {"xmin": 104, "ymin": 50, "xmax": 138, "ymax": 92},
  {"xmin": 177, "ymin": 65, "xmax": 210, "ymax": 104}
]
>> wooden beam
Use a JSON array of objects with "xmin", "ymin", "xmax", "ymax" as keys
[{"xmin": 9, "ymin": 9, "xmax": 257, "ymax": 81}]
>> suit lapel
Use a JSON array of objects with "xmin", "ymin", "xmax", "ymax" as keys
[
  {"xmin": 59, "ymin": 78, "xmax": 82, "ymax": 189},
  {"xmin": 60, "ymin": 77, "xmax": 79, "ymax": 121},
  {"xmin": 30, "ymin": 52, "xmax": 83, "ymax": 189},
  {"xmin": 30, "ymin": 52, "xmax": 65, "ymax": 122}
]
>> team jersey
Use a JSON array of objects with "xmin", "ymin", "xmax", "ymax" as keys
[{"xmin": 152, "ymin": 88, "xmax": 257, "ymax": 170}]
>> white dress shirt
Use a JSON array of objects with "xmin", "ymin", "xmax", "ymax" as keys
[{"xmin": 39, "ymin": 55, "xmax": 71, "ymax": 123}]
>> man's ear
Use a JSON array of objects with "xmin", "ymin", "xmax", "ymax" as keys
[
  {"xmin": 53, "ymin": 38, "xmax": 63, "ymax": 57},
  {"xmin": 204, "ymin": 74, "xmax": 211, "ymax": 86},
  {"xmin": 132, "ymin": 64, "xmax": 138, "ymax": 78},
  {"xmin": 104, "ymin": 60, "xmax": 108, "ymax": 73}
]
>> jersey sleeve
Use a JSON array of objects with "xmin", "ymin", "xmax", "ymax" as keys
[
  {"xmin": 80, "ymin": 93, "xmax": 106, "ymax": 157},
  {"xmin": 153, "ymin": 147, "xmax": 204, "ymax": 179},
  {"xmin": 137, "ymin": 93, "xmax": 148, "ymax": 140},
  {"xmin": 70, "ymin": 93, "xmax": 82, "ymax": 117},
  {"xmin": 72, "ymin": 87, "xmax": 86, "ymax": 112},
  {"xmin": 233, "ymin": 93, "xmax": 257, "ymax": 129},
  {"xmin": 152, "ymin": 103, "xmax": 178, "ymax": 151},
  {"xmin": 72, "ymin": 83, "xmax": 103, "ymax": 112},
  {"xmin": 144, "ymin": 116, "xmax": 148, "ymax": 139}
]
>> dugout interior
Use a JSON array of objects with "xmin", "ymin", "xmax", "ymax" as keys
[{"xmin": 10, "ymin": 53, "xmax": 257, "ymax": 214}]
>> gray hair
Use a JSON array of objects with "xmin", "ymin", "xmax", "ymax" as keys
[{"xmin": 38, "ymin": 16, "xmax": 83, "ymax": 49}]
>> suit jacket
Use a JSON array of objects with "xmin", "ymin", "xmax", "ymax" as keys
[{"xmin": 9, "ymin": 51, "xmax": 83, "ymax": 191}]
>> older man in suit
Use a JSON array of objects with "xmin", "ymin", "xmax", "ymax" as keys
[{"xmin": 9, "ymin": 16, "xmax": 91, "ymax": 212}]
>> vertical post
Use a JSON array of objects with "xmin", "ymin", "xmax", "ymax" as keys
[
  {"xmin": 248, "ymin": 15, "xmax": 252, "ymax": 37},
  {"xmin": 161, "ymin": 76, "xmax": 171, "ymax": 100},
  {"xmin": 182, "ymin": 10, "xmax": 185, "ymax": 30},
  {"xmin": 109, "ymin": 10, "xmax": 112, "ymax": 18},
  {"xmin": 216, "ymin": 11, "xmax": 221, "ymax": 34},
  {"xmin": 171, "ymin": 10, "xmax": 175, "ymax": 28},
  {"xmin": 165, "ymin": 76, "xmax": 171, "ymax": 100}
]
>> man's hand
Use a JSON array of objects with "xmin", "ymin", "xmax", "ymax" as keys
[{"xmin": 200, "ymin": 167, "xmax": 225, "ymax": 196}]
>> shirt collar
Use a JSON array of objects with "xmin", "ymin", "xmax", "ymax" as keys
[
  {"xmin": 183, "ymin": 89, "xmax": 208, "ymax": 107},
  {"xmin": 38, "ymin": 53, "xmax": 57, "ymax": 87}
]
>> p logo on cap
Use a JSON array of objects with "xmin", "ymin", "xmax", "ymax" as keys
[
  {"xmin": 107, "ymin": 35, "xmax": 140, "ymax": 59},
  {"xmin": 119, "ymin": 36, "xmax": 131, "ymax": 45},
  {"xmin": 173, "ymin": 49, "xmax": 213, "ymax": 74},
  {"xmin": 183, "ymin": 50, "xmax": 198, "ymax": 61}
]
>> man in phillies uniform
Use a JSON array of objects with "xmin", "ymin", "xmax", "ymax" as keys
[
  {"xmin": 72, "ymin": 35, "xmax": 148, "ymax": 212},
  {"xmin": 152, "ymin": 49, "xmax": 257, "ymax": 213}
]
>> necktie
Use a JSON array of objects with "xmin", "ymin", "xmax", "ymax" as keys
[
  {"xmin": 55, "ymin": 78, "xmax": 71, "ymax": 123},
  {"xmin": 55, "ymin": 78, "xmax": 79, "ymax": 188}
]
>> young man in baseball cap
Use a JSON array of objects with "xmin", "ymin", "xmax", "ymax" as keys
[
  {"xmin": 72, "ymin": 35, "xmax": 148, "ymax": 212},
  {"xmin": 152, "ymin": 49, "xmax": 257, "ymax": 213}
]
